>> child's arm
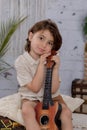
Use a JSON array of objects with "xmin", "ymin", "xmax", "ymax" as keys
[
  {"xmin": 26, "ymin": 52, "xmax": 51, "ymax": 93},
  {"xmin": 51, "ymin": 54, "xmax": 60, "ymax": 93},
  {"xmin": 26, "ymin": 63, "xmax": 45, "ymax": 92}
]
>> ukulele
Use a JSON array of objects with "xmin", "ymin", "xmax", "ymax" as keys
[{"xmin": 35, "ymin": 51, "xmax": 62, "ymax": 130}]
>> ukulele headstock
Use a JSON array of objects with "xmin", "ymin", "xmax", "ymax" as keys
[{"xmin": 46, "ymin": 50, "xmax": 57, "ymax": 68}]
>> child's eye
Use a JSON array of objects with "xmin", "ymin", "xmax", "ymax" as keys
[
  {"xmin": 48, "ymin": 42, "xmax": 53, "ymax": 46},
  {"xmin": 39, "ymin": 36, "xmax": 44, "ymax": 40}
]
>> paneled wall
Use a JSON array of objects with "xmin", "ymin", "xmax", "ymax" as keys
[
  {"xmin": 0, "ymin": 0, "xmax": 87, "ymax": 97},
  {"xmin": 0, "ymin": 0, "xmax": 45, "ymax": 59},
  {"xmin": 0, "ymin": 0, "xmax": 45, "ymax": 97}
]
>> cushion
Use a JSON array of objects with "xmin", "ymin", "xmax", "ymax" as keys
[
  {"xmin": 0, "ymin": 93, "xmax": 84, "ymax": 126},
  {"xmin": 61, "ymin": 94, "xmax": 84, "ymax": 112},
  {"xmin": 72, "ymin": 113, "xmax": 87, "ymax": 129},
  {"xmin": 0, "ymin": 93, "xmax": 24, "ymax": 125}
]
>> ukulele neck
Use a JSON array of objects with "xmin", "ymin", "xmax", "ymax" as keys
[{"xmin": 42, "ymin": 67, "xmax": 54, "ymax": 109}]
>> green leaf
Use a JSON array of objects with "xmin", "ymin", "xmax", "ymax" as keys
[
  {"xmin": 0, "ymin": 16, "xmax": 27, "ymax": 73},
  {"xmin": 83, "ymin": 16, "xmax": 87, "ymax": 36},
  {"xmin": 0, "ymin": 16, "xmax": 27, "ymax": 58}
]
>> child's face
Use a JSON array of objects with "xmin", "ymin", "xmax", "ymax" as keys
[{"xmin": 29, "ymin": 30, "xmax": 54, "ymax": 58}]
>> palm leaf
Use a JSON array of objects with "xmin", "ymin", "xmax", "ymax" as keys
[
  {"xmin": 0, "ymin": 60, "xmax": 12, "ymax": 74},
  {"xmin": 0, "ymin": 16, "xmax": 27, "ymax": 58},
  {"xmin": 0, "ymin": 16, "xmax": 27, "ymax": 74},
  {"xmin": 83, "ymin": 16, "xmax": 87, "ymax": 36}
]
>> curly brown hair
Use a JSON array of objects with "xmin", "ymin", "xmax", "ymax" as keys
[{"xmin": 25, "ymin": 19, "xmax": 62, "ymax": 52}]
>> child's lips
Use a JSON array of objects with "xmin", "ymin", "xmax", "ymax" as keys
[{"xmin": 39, "ymin": 48, "xmax": 45, "ymax": 52}]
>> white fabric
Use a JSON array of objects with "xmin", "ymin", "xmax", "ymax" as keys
[
  {"xmin": 15, "ymin": 52, "xmax": 39, "ymax": 86},
  {"xmin": 0, "ymin": 93, "xmax": 84, "ymax": 126},
  {"xmin": 0, "ymin": 93, "xmax": 22, "ymax": 124},
  {"xmin": 72, "ymin": 113, "xmax": 87, "ymax": 129},
  {"xmin": 61, "ymin": 94, "xmax": 84, "ymax": 112}
]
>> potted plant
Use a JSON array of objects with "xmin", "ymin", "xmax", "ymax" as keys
[
  {"xmin": 83, "ymin": 16, "xmax": 87, "ymax": 80},
  {"xmin": 0, "ymin": 16, "xmax": 27, "ymax": 75}
]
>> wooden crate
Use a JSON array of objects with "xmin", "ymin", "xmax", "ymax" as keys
[{"xmin": 71, "ymin": 79, "xmax": 87, "ymax": 114}]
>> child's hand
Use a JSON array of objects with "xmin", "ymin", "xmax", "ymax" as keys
[
  {"xmin": 51, "ymin": 54, "xmax": 60, "ymax": 69},
  {"xmin": 39, "ymin": 52, "xmax": 51, "ymax": 65}
]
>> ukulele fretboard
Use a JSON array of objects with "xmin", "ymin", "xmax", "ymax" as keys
[{"xmin": 43, "ymin": 68, "xmax": 54, "ymax": 109}]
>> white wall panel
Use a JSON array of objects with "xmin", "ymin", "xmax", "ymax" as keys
[
  {"xmin": 44, "ymin": 0, "xmax": 87, "ymax": 95},
  {"xmin": 0, "ymin": 0, "xmax": 45, "ymax": 97}
]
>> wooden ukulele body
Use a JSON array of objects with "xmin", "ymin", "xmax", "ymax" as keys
[{"xmin": 35, "ymin": 101, "xmax": 58, "ymax": 130}]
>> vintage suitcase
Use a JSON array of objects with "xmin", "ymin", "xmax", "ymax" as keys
[
  {"xmin": 71, "ymin": 79, "xmax": 87, "ymax": 114},
  {"xmin": 0, "ymin": 116, "xmax": 25, "ymax": 130}
]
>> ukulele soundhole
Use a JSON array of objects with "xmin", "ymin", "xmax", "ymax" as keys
[{"xmin": 40, "ymin": 115, "xmax": 49, "ymax": 125}]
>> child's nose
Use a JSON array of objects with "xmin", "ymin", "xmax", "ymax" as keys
[{"xmin": 43, "ymin": 42, "xmax": 47, "ymax": 48}]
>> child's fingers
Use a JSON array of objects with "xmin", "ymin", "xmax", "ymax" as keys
[
  {"xmin": 43, "ymin": 52, "xmax": 51, "ymax": 58},
  {"xmin": 51, "ymin": 55, "xmax": 60, "ymax": 63}
]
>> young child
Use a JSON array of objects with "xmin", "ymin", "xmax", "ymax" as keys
[{"xmin": 15, "ymin": 19, "xmax": 73, "ymax": 130}]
